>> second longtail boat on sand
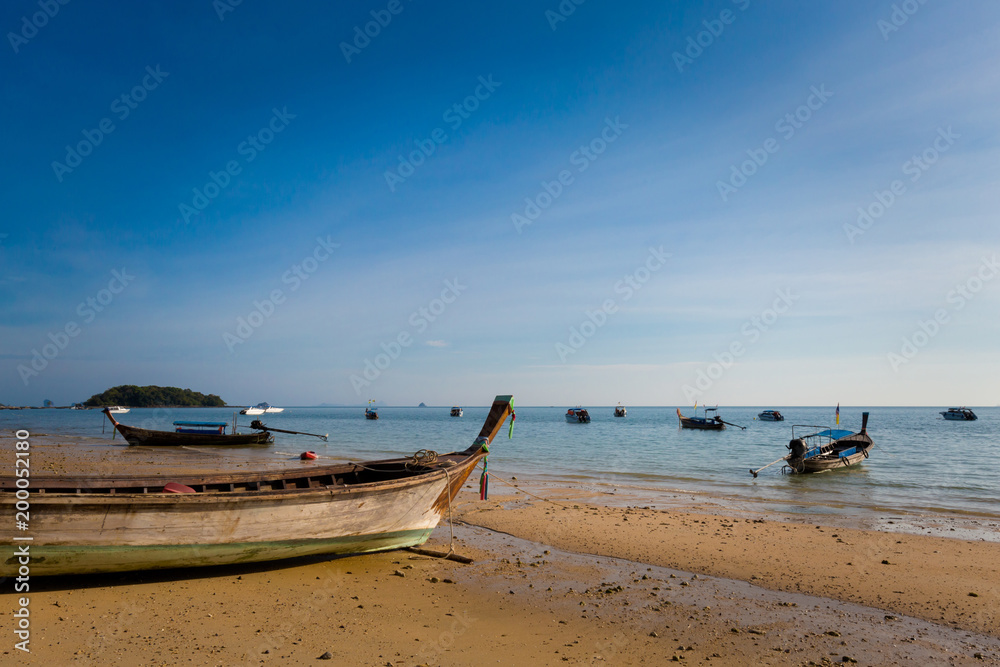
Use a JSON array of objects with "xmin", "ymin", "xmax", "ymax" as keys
[{"xmin": 103, "ymin": 408, "xmax": 273, "ymax": 446}]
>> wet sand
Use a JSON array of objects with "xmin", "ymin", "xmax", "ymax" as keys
[{"xmin": 4, "ymin": 435, "xmax": 1000, "ymax": 665}]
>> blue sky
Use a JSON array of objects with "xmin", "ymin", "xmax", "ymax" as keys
[{"xmin": 2, "ymin": 1, "xmax": 998, "ymax": 407}]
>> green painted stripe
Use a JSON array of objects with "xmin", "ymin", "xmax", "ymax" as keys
[{"xmin": 4, "ymin": 529, "xmax": 434, "ymax": 576}]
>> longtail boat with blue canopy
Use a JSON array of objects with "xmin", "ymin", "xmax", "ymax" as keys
[{"xmin": 750, "ymin": 412, "xmax": 873, "ymax": 477}]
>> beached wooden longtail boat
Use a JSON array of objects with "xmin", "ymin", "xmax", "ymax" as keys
[
  {"xmin": 1, "ymin": 395, "xmax": 515, "ymax": 576},
  {"xmin": 102, "ymin": 408, "xmax": 274, "ymax": 446}
]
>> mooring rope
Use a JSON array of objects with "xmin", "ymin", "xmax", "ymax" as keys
[{"xmin": 484, "ymin": 470, "xmax": 572, "ymax": 508}]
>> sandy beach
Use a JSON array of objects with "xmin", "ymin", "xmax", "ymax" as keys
[{"xmin": 5, "ymin": 436, "xmax": 1000, "ymax": 665}]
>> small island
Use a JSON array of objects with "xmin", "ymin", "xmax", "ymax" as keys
[{"xmin": 84, "ymin": 385, "xmax": 226, "ymax": 408}]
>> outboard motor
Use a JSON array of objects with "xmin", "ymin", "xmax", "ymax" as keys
[{"xmin": 787, "ymin": 438, "xmax": 807, "ymax": 459}]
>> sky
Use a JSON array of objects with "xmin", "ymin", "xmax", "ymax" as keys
[{"xmin": 1, "ymin": 1, "xmax": 998, "ymax": 408}]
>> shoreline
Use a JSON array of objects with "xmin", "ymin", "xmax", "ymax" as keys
[
  {"xmin": 456, "ymin": 487, "xmax": 1000, "ymax": 637},
  {"xmin": 7, "ymin": 503, "xmax": 1000, "ymax": 665},
  {"xmin": 3, "ymin": 437, "xmax": 999, "ymax": 663}
]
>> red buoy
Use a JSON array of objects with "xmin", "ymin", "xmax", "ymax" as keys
[{"xmin": 300, "ymin": 451, "xmax": 318, "ymax": 460}]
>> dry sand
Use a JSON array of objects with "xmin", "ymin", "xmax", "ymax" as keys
[{"xmin": 4, "ymin": 435, "xmax": 1000, "ymax": 665}]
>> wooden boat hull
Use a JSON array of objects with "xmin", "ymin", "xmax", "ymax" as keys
[
  {"xmin": 797, "ymin": 446, "xmax": 871, "ymax": 472},
  {"xmin": 111, "ymin": 420, "xmax": 273, "ymax": 446},
  {"xmin": 2, "ymin": 395, "xmax": 515, "ymax": 576},
  {"xmin": 678, "ymin": 418, "xmax": 724, "ymax": 430},
  {"xmin": 2, "ymin": 457, "xmax": 475, "ymax": 576}
]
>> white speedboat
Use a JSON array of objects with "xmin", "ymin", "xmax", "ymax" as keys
[
  {"xmin": 106, "ymin": 406, "xmax": 130, "ymax": 414},
  {"xmin": 240, "ymin": 402, "xmax": 284, "ymax": 415},
  {"xmin": 566, "ymin": 408, "xmax": 591, "ymax": 423},
  {"xmin": 940, "ymin": 407, "xmax": 977, "ymax": 421},
  {"xmin": 614, "ymin": 403, "xmax": 626, "ymax": 417},
  {"xmin": 450, "ymin": 406, "xmax": 463, "ymax": 417}
]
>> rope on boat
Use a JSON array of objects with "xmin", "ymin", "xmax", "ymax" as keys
[{"xmin": 406, "ymin": 449, "xmax": 440, "ymax": 468}]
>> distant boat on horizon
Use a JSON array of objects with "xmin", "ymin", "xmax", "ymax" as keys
[
  {"xmin": 940, "ymin": 407, "xmax": 977, "ymax": 421},
  {"xmin": 757, "ymin": 410, "xmax": 784, "ymax": 422},
  {"xmin": 240, "ymin": 402, "xmax": 284, "ymax": 415}
]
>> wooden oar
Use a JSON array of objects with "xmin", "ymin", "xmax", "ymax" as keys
[
  {"xmin": 248, "ymin": 420, "xmax": 328, "ymax": 441},
  {"xmin": 718, "ymin": 419, "xmax": 746, "ymax": 430},
  {"xmin": 750, "ymin": 455, "xmax": 789, "ymax": 478}
]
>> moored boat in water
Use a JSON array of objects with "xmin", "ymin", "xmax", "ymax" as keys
[
  {"xmin": 102, "ymin": 408, "xmax": 273, "ymax": 446},
  {"xmin": 566, "ymin": 407, "xmax": 591, "ymax": 423},
  {"xmin": 240, "ymin": 402, "xmax": 284, "ymax": 415},
  {"xmin": 365, "ymin": 400, "xmax": 380, "ymax": 420},
  {"xmin": 757, "ymin": 410, "xmax": 784, "ymax": 422},
  {"xmin": 676, "ymin": 407, "xmax": 745, "ymax": 430},
  {"xmin": 450, "ymin": 406, "xmax": 463, "ymax": 417},
  {"xmin": 1, "ymin": 395, "xmax": 515, "ymax": 576},
  {"xmin": 750, "ymin": 413, "xmax": 874, "ymax": 477},
  {"xmin": 614, "ymin": 403, "xmax": 626, "ymax": 418},
  {"xmin": 940, "ymin": 407, "xmax": 977, "ymax": 421}
]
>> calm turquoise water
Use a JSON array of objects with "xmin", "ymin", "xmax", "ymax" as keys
[{"xmin": 4, "ymin": 406, "xmax": 998, "ymax": 521}]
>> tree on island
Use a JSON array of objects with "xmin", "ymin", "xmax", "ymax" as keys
[{"xmin": 83, "ymin": 385, "xmax": 226, "ymax": 408}]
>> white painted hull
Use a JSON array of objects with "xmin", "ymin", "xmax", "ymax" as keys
[
  {"xmin": 2, "ymin": 394, "xmax": 515, "ymax": 576},
  {"xmin": 12, "ymin": 474, "xmax": 458, "ymax": 575}
]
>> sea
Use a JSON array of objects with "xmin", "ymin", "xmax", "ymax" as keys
[{"xmin": 4, "ymin": 405, "xmax": 999, "ymax": 536}]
